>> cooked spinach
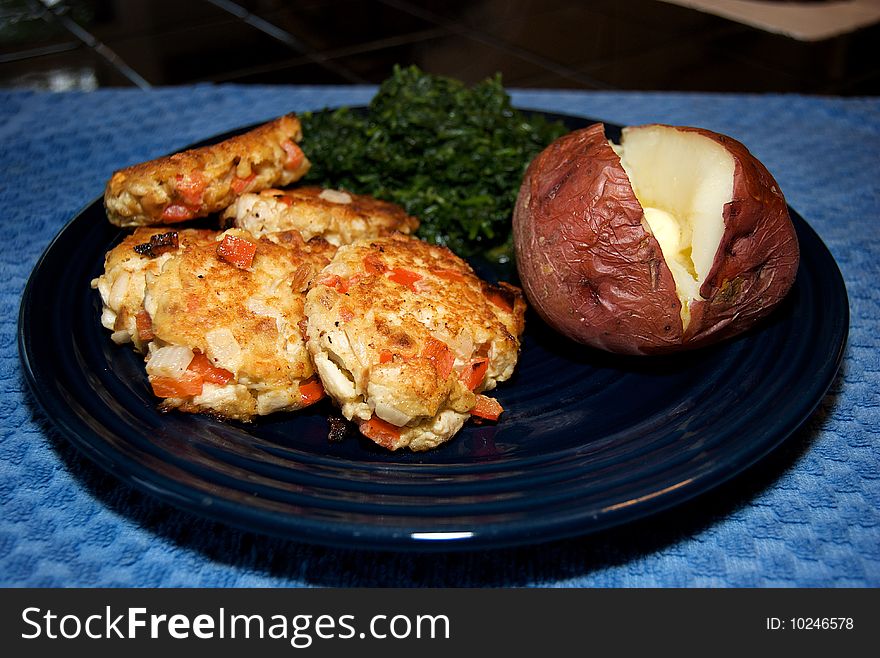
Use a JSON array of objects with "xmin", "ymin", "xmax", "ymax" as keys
[{"xmin": 300, "ymin": 65, "xmax": 567, "ymax": 260}]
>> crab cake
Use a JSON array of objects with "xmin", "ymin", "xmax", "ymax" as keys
[
  {"xmin": 104, "ymin": 114, "xmax": 311, "ymax": 227},
  {"xmin": 141, "ymin": 228, "xmax": 336, "ymax": 420},
  {"xmin": 304, "ymin": 234, "xmax": 526, "ymax": 451},
  {"xmin": 91, "ymin": 228, "xmax": 217, "ymax": 352},
  {"xmin": 223, "ymin": 186, "xmax": 419, "ymax": 245}
]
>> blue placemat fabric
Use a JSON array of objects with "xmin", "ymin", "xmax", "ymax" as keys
[{"xmin": 0, "ymin": 86, "xmax": 877, "ymax": 587}]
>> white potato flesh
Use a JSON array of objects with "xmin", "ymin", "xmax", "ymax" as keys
[
  {"xmin": 642, "ymin": 207, "xmax": 701, "ymax": 310},
  {"xmin": 616, "ymin": 126, "xmax": 734, "ymax": 328}
]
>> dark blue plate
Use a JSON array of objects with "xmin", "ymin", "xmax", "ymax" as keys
[{"xmin": 18, "ymin": 114, "xmax": 848, "ymax": 551}]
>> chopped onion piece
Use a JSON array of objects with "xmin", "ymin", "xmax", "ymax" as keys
[
  {"xmin": 373, "ymin": 400, "xmax": 412, "ymax": 427},
  {"xmin": 110, "ymin": 330, "xmax": 130, "ymax": 345},
  {"xmin": 205, "ymin": 327, "xmax": 242, "ymax": 373},
  {"xmin": 100, "ymin": 308, "xmax": 117, "ymax": 332},
  {"xmin": 108, "ymin": 271, "xmax": 130, "ymax": 311},
  {"xmin": 146, "ymin": 346, "xmax": 194, "ymax": 378},
  {"xmin": 319, "ymin": 189, "xmax": 352, "ymax": 204}
]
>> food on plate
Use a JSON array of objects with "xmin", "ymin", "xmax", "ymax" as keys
[
  {"xmin": 513, "ymin": 122, "xmax": 799, "ymax": 355},
  {"xmin": 304, "ymin": 234, "xmax": 525, "ymax": 451},
  {"xmin": 92, "ymin": 71, "xmax": 546, "ymax": 447},
  {"xmin": 104, "ymin": 114, "xmax": 310, "ymax": 227},
  {"xmin": 301, "ymin": 65, "xmax": 567, "ymax": 259},
  {"xmin": 223, "ymin": 186, "xmax": 419, "ymax": 246},
  {"xmin": 92, "ymin": 227, "xmax": 218, "ymax": 352},
  {"xmin": 95, "ymin": 226, "xmax": 336, "ymax": 420}
]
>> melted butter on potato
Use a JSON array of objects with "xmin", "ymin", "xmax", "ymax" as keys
[
  {"xmin": 617, "ymin": 126, "xmax": 735, "ymax": 329},
  {"xmin": 642, "ymin": 207, "xmax": 699, "ymax": 327}
]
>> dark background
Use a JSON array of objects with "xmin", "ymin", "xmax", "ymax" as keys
[{"xmin": 1, "ymin": 0, "xmax": 878, "ymax": 94}]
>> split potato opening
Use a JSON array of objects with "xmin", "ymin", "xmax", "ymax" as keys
[{"xmin": 615, "ymin": 126, "xmax": 734, "ymax": 329}]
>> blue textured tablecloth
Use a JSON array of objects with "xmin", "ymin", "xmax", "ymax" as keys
[{"xmin": 1, "ymin": 86, "xmax": 877, "ymax": 587}]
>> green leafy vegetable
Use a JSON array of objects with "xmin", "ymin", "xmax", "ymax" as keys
[{"xmin": 300, "ymin": 65, "xmax": 567, "ymax": 260}]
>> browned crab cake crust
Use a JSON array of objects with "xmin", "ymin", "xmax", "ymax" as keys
[
  {"xmin": 143, "ymin": 228, "xmax": 336, "ymax": 420},
  {"xmin": 304, "ymin": 234, "xmax": 526, "ymax": 451},
  {"xmin": 104, "ymin": 114, "xmax": 311, "ymax": 227},
  {"xmin": 91, "ymin": 227, "xmax": 218, "ymax": 352},
  {"xmin": 223, "ymin": 186, "xmax": 419, "ymax": 245}
]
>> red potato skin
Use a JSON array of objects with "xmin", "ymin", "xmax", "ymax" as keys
[
  {"xmin": 513, "ymin": 122, "xmax": 800, "ymax": 354},
  {"xmin": 513, "ymin": 123, "xmax": 683, "ymax": 354},
  {"xmin": 679, "ymin": 127, "xmax": 799, "ymax": 348}
]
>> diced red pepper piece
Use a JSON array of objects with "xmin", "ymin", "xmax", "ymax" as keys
[
  {"xmin": 217, "ymin": 234, "xmax": 257, "ymax": 269},
  {"xmin": 175, "ymin": 171, "xmax": 207, "ymax": 207},
  {"xmin": 135, "ymin": 310, "xmax": 154, "ymax": 341},
  {"xmin": 430, "ymin": 267, "xmax": 466, "ymax": 282},
  {"xmin": 231, "ymin": 173, "xmax": 256, "ymax": 194},
  {"xmin": 460, "ymin": 357, "xmax": 489, "ymax": 391},
  {"xmin": 387, "ymin": 268, "xmax": 422, "ymax": 292},
  {"xmin": 160, "ymin": 204, "xmax": 196, "ymax": 223},
  {"xmin": 359, "ymin": 416, "xmax": 402, "ymax": 449},
  {"xmin": 487, "ymin": 290, "xmax": 514, "ymax": 313},
  {"xmin": 363, "ymin": 253, "xmax": 387, "ymax": 275},
  {"xmin": 379, "ymin": 349, "xmax": 394, "ymax": 364},
  {"xmin": 470, "ymin": 394, "xmax": 503, "ymax": 421},
  {"xmin": 150, "ymin": 370, "xmax": 203, "ymax": 398},
  {"xmin": 188, "ymin": 352, "xmax": 233, "ymax": 385},
  {"xmin": 422, "ymin": 337, "xmax": 455, "ymax": 380},
  {"xmin": 317, "ymin": 273, "xmax": 350, "ymax": 294},
  {"xmin": 299, "ymin": 377, "xmax": 325, "ymax": 406},
  {"xmin": 281, "ymin": 139, "xmax": 305, "ymax": 170},
  {"xmin": 261, "ymin": 189, "xmax": 294, "ymax": 206}
]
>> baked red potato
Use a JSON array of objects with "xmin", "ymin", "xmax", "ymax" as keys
[{"xmin": 513, "ymin": 123, "xmax": 799, "ymax": 354}]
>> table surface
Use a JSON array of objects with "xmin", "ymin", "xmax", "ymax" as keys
[{"xmin": 1, "ymin": 86, "xmax": 877, "ymax": 587}]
